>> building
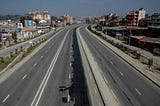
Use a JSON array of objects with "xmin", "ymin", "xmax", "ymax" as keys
[
  {"xmin": 0, "ymin": 24, "xmax": 17, "ymax": 33},
  {"xmin": 99, "ymin": 16, "xmax": 106, "ymax": 22},
  {"xmin": 148, "ymin": 13, "xmax": 160, "ymax": 27},
  {"xmin": 130, "ymin": 35, "xmax": 160, "ymax": 52},
  {"xmin": 26, "ymin": 11, "xmax": 51, "ymax": 24},
  {"xmin": 139, "ymin": 18, "xmax": 151, "ymax": 27},
  {"xmin": 126, "ymin": 8, "xmax": 146, "ymax": 26},
  {"xmin": 64, "ymin": 14, "xmax": 73, "ymax": 25}
]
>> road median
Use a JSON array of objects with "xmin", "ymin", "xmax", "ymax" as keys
[{"xmin": 77, "ymin": 27, "xmax": 120, "ymax": 106}]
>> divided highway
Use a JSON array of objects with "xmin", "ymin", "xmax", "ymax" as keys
[
  {"xmin": 0, "ymin": 26, "xmax": 89, "ymax": 106},
  {"xmin": 78, "ymin": 26, "xmax": 160, "ymax": 106},
  {"xmin": 0, "ymin": 24, "xmax": 160, "ymax": 106}
]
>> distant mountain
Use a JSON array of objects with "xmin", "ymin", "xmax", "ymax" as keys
[{"xmin": 0, "ymin": 15, "xmax": 22, "ymax": 21}]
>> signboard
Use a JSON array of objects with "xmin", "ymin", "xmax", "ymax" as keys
[
  {"xmin": 25, "ymin": 26, "xmax": 34, "ymax": 31},
  {"xmin": 27, "ymin": 20, "xmax": 33, "ymax": 26},
  {"xmin": 17, "ymin": 23, "xmax": 23, "ymax": 28}
]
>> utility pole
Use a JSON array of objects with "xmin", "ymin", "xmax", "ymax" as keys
[{"xmin": 129, "ymin": 28, "xmax": 132, "ymax": 45}]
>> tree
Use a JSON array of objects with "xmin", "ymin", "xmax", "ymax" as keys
[
  {"xmin": 20, "ymin": 16, "xmax": 26, "ymax": 27},
  {"xmin": 12, "ymin": 31, "xmax": 17, "ymax": 43}
]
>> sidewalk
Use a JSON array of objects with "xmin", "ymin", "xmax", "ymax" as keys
[{"xmin": 88, "ymin": 25, "xmax": 160, "ymax": 87}]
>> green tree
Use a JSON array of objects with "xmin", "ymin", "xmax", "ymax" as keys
[
  {"xmin": 12, "ymin": 31, "xmax": 17, "ymax": 43},
  {"xmin": 20, "ymin": 16, "xmax": 26, "ymax": 27}
]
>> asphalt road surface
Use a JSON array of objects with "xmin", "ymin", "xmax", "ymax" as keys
[
  {"xmin": 79, "ymin": 26, "xmax": 160, "ymax": 106},
  {"xmin": 0, "ymin": 26, "xmax": 89, "ymax": 106}
]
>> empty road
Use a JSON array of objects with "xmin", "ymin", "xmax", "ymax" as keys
[
  {"xmin": 78, "ymin": 26, "xmax": 160, "ymax": 106},
  {"xmin": 0, "ymin": 26, "xmax": 89, "ymax": 106}
]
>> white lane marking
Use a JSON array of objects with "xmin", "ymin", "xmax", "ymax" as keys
[
  {"xmin": 70, "ymin": 63, "xmax": 72, "ymax": 66},
  {"xmin": 34, "ymin": 63, "xmax": 37, "ymax": 67},
  {"xmin": 70, "ymin": 55, "xmax": 72, "ymax": 58},
  {"xmin": 2, "ymin": 94, "xmax": 10, "ymax": 103},
  {"xmin": 69, "ymin": 74, "xmax": 71, "ymax": 79},
  {"xmin": 135, "ymin": 88, "xmax": 142, "ymax": 95},
  {"xmin": 110, "ymin": 61, "xmax": 114, "ymax": 65},
  {"xmin": 41, "ymin": 56, "xmax": 43, "ymax": 58},
  {"xmin": 31, "ymin": 29, "xmax": 71, "ymax": 106},
  {"xmin": 22, "ymin": 74, "xmax": 27, "ymax": 79},
  {"xmin": 120, "ymin": 72, "xmax": 124, "ymax": 77},
  {"xmin": 67, "ymin": 94, "xmax": 71, "ymax": 102}
]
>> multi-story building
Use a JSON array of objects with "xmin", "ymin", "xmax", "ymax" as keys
[
  {"xmin": 64, "ymin": 14, "xmax": 73, "ymax": 25},
  {"xmin": 139, "ymin": 18, "xmax": 151, "ymax": 27},
  {"xmin": 148, "ymin": 13, "xmax": 160, "ymax": 27},
  {"xmin": 26, "ymin": 11, "xmax": 51, "ymax": 24},
  {"xmin": 126, "ymin": 8, "xmax": 145, "ymax": 26}
]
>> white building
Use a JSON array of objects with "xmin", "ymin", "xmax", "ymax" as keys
[
  {"xmin": 64, "ymin": 14, "xmax": 73, "ymax": 24},
  {"xmin": 138, "ymin": 8, "xmax": 146, "ymax": 20},
  {"xmin": 26, "ymin": 11, "xmax": 51, "ymax": 24}
]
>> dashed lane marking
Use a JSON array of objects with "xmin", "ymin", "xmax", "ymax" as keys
[
  {"xmin": 69, "ymin": 74, "xmax": 71, "ymax": 79},
  {"xmin": 120, "ymin": 72, "xmax": 124, "ymax": 77},
  {"xmin": 110, "ymin": 61, "xmax": 114, "ymax": 65},
  {"xmin": 34, "ymin": 63, "xmax": 37, "ymax": 67},
  {"xmin": 2, "ymin": 94, "xmax": 10, "ymax": 103},
  {"xmin": 135, "ymin": 88, "xmax": 142, "ymax": 95},
  {"xmin": 22, "ymin": 74, "xmax": 27, "ymax": 79},
  {"xmin": 70, "ymin": 63, "xmax": 72, "ymax": 66}
]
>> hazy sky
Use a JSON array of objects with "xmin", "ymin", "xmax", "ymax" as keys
[{"xmin": 0, "ymin": 0, "xmax": 159, "ymax": 17}]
